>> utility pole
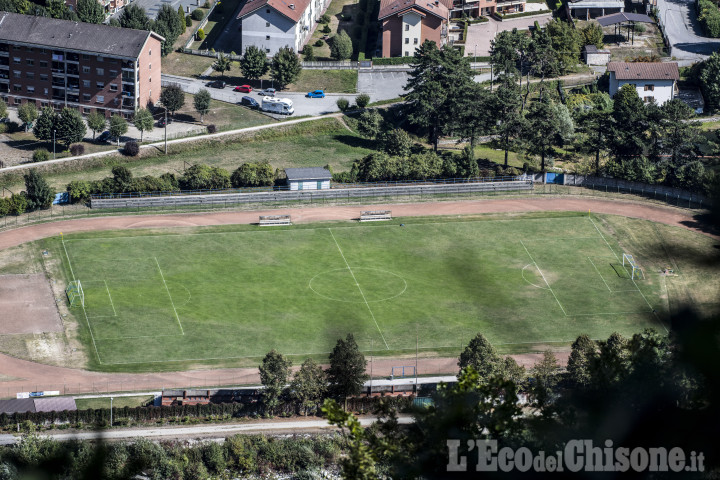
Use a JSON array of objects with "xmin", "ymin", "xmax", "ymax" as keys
[
  {"xmin": 164, "ymin": 109, "xmax": 168, "ymax": 155},
  {"xmin": 52, "ymin": 129, "xmax": 56, "ymax": 159},
  {"xmin": 415, "ymin": 324, "xmax": 418, "ymax": 395},
  {"xmin": 110, "ymin": 397, "xmax": 113, "ymax": 427}
]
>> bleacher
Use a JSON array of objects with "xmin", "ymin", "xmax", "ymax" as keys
[
  {"xmin": 360, "ymin": 210, "xmax": 392, "ymax": 222},
  {"xmin": 259, "ymin": 215, "xmax": 291, "ymax": 226}
]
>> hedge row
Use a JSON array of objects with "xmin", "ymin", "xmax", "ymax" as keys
[
  {"xmin": 698, "ymin": 0, "xmax": 720, "ymax": 37},
  {"xmin": 496, "ymin": 9, "xmax": 551, "ymax": 20}
]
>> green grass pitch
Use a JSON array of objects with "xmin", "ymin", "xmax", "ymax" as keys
[{"xmin": 57, "ymin": 213, "xmax": 667, "ymax": 371}]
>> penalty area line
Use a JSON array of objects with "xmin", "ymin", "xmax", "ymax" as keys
[
  {"xmin": 155, "ymin": 257, "xmax": 185, "ymax": 336},
  {"xmin": 520, "ymin": 240, "xmax": 567, "ymax": 316}
]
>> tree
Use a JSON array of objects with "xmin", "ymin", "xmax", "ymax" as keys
[
  {"xmin": 270, "ymin": 46, "xmax": 302, "ymax": 89},
  {"xmin": 86, "ymin": 111, "xmax": 106, "ymax": 140},
  {"xmin": 18, "ymin": 102, "xmax": 39, "ymax": 132},
  {"xmin": 699, "ymin": 52, "xmax": 720, "ymax": 113},
  {"xmin": 230, "ymin": 162, "xmax": 275, "ymax": 187},
  {"xmin": 356, "ymin": 109, "xmax": 383, "ymax": 139},
  {"xmin": 527, "ymin": 27, "xmax": 559, "ymax": 101},
  {"xmin": 326, "ymin": 334, "xmax": 368, "ymax": 402},
  {"xmin": 32, "ymin": 106, "xmax": 55, "ymax": 141},
  {"xmin": 574, "ymin": 93, "xmax": 613, "ymax": 173},
  {"xmin": 133, "ymin": 108, "xmax": 154, "ymax": 141},
  {"xmin": 453, "ymin": 83, "xmax": 495, "ymax": 159},
  {"xmin": 178, "ymin": 5, "xmax": 186, "ymax": 33},
  {"xmin": 303, "ymin": 45, "xmax": 315, "ymax": 61},
  {"xmin": 330, "ymin": 30, "xmax": 353, "ymax": 60},
  {"xmin": 290, "ymin": 358, "xmax": 327, "ymax": 415},
  {"xmin": 523, "ymin": 99, "xmax": 567, "ymax": 171},
  {"xmin": 660, "ymin": 98, "xmax": 699, "ymax": 168},
  {"xmin": 458, "ymin": 333, "xmax": 502, "ymax": 382},
  {"xmin": 109, "ymin": 115, "xmax": 128, "ymax": 146},
  {"xmin": 160, "ymin": 85, "xmax": 185, "ymax": 117},
  {"xmin": 379, "ymin": 128, "xmax": 412, "ymax": 157},
  {"xmin": 259, "ymin": 349, "xmax": 292, "ymax": 414},
  {"xmin": 119, "ymin": 4, "xmax": 151, "ymax": 30},
  {"xmin": 529, "ymin": 350, "xmax": 560, "ymax": 415},
  {"xmin": 566, "ymin": 334, "xmax": 597, "ymax": 387},
  {"xmin": 23, "ymin": 169, "xmax": 53, "ymax": 210},
  {"xmin": 180, "ymin": 164, "xmax": 231, "ymax": 189},
  {"xmin": 193, "ymin": 89, "xmax": 212, "ymax": 123},
  {"xmin": 494, "ymin": 80, "xmax": 524, "ymax": 167},
  {"xmin": 0, "ymin": 99, "xmax": 6, "ymax": 120},
  {"xmin": 581, "ymin": 22, "xmax": 604, "ymax": 48},
  {"xmin": 610, "ymin": 84, "xmax": 646, "ymax": 160},
  {"xmin": 405, "ymin": 41, "xmax": 473, "ymax": 150},
  {"xmin": 490, "ymin": 29, "xmax": 522, "ymax": 78},
  {"xmin": 155, "ymin": 3, "xmax": 184, "ymax": 56},
  {"xmin": 76, "ymin": 0, "xmax": 105, "ymax": 23},
  {"xmin": 212, "ymin": 53, "xmax": 232, "ymax": 77},
  {"xmin": 545, "ymin": 19, "xmax": 582, "ymax": 74},
  {"xmin": 240, "ymin": 45, "xmax": 269, "ymax": 81},
  {"xmin": 55, "ymin": 108, "xmax": 86, "ymax": 148}
]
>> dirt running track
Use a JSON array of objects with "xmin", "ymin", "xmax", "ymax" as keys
[{"xmin": 0, "ymin": 197, "xmax": 715, "ymax": 397}]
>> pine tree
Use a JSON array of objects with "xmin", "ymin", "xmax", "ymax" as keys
[
  {"xmin": 259, "ymin": 349, "xmax": 292, "ymax": 414},
  {"xmin": 23, "ymin": 169, "xmax": 54, "ymax": 210},
  {"xmin": 327, "ymin": 334, "xmax": 368, "ymax": 402},
  {"xmin": 458, "ymin": 333, "xmax": 502, "ymax": 382},
  {"xmin": 567, "ymin": 334, "xmax": 597, "ymax": 388},
  {"xmin": 290, "ymin": 358, "xmax": 327, "ymax": 415}
]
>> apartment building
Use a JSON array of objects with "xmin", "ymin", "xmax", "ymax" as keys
[
  {"xmin": 65, "ymin": 0, "xmax": 128, "ymax": 15},
  {"xmin": 379, "ymin": 0, "xmax": 453, "ymax": 57},
  {"xmin": 0, "ymin": 12, "xmax": 163, "ymax": 118},
  {"xmin": 450, "ymin": 0, "xmax": 526, "ymax": 18}
]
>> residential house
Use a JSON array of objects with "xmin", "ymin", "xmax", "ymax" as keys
[
  {"xmin": 236, "ymin": 0, "xmax": 328, "ymax": 56},
  {"xmin": 0, "ymin": 12, "xmax": 163, "ymax": 118},
  {"xmin": 379, "ymin": 0, "xmax": 453, "ymax": 57},
  {"xmin": 607, "ymin": 62, "xmax": 679, "ymax": 105}
]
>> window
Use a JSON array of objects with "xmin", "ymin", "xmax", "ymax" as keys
[
  {"xmin": 40, "ymin": 74, "xmax": 48, "ymax": 81},
  {"xmin": 266, "ymin": 48, "xmax": 270, "ymax": 53},
  {"xmin": 404, "ymin": 51, "xmax": 409, "ymax": 57},
  {"xmin": 27, "ymin": 47, "xmax": 33, "ymax": 52},
  {"xmin": 39, "ymin": 61, "xmax": 48, "ymax": 68},
  {"xmin": 43, "ymin": 88, "xmax": 48, "ymax": 95},
  {"xmin": 96, "ymin": 81, "xmax": 104, "ymax": 88},
  {"xmin": 96, "ymin": 68, "xmax": 104, "ymax": 75},
  {"xmin": 148, "ymin": 50, "xmax": 151, "ymax": 56},
  {"xmin": 643, "ymin": 96, "xmax": 653, "ymax": 103},
  {"xmin": 82, "ymin": 66, "xmax": 90, "ymax": 73},
  {"xmin": 13, "ymin": 57, "xmax": 20, "ymax": 64},
  {"xmin": 266, "ymin": 22, "xmax": 270, "ymax": 27},
  {"xmin": 27, "ymin": 86, "xmax": 34, "ymax": 93},
  {"xmin": 13, "ymin": 97, "xmax": 20, "ymax": 104},
  {"xmin": 644, "ymin": 84, "xmax": 655, "ymax": 91},
  {"xmin": 405, "ymin": 24, "xmax": 409, "ymax": 31},
  {"xmin": 414, "ymin": 37, "xmax": 418, "ymax": 44},
  {"xmin": 25, "ymin": 72, "xmax": 34, "ymax": 79},
  {"xmin": 148, "ymin": 64, "xmax": 151, "ymax": 70},
  {"xmin": 26, "ymin": 59, "xmax": 33, "ymax": 66},
  {"xmin": 97, "ymin": 56, "xmax": 103, "ymax": 62},
  {"xmin": 109, "ymin": 69, "xmax": 118, "ymax": 77},
  {"xmin": 83, "ymin": 107, "xmax": 91, "ymax": 113},
  {"xmin": 113, "ymin": 97, "xmax": 119, "ymax": 105},
  {"xmin": 109, "ymin": 84, "xmax": 117, "ymax": 92},
  {"xmin": 39, "ymin": 49, "xmax": 46, "ymax": 54},
  {"xmin": 82, "ymin": 54, "xmax": 90, "ymax": 60},
  {"xmin": 266, "ymin": 35, "xmax": 270, "ymax": 40},
  {"xmin": 12, "ymin": 71, "xmax": 20, "ymax": 78},
  {"xmin": 405, "ymin": 38, "xmax": 409, "ymax": 44},
  {"xmin": 83, "ymin": 93, "xmax": 90, "ymax": 101},
  {"xmin": 82, "ymin": 80, "xmax": 90, "ymax": 87},
  {"xmin": 13, "ymin": 84, "xmax": 21, "ymax": 92},
  {"xmin": 96, "ymin": 95, "xmax": 104, "ymax": 103}
]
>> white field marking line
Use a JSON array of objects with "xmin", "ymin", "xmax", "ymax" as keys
[
  {"xmin": 103, "ymin": 280, "xmax": 117, "ymax": 317},
  {"xmin": 588, "ymin": 216, "xmax": 620, "ymax": 261},
  {"xmin": 328, "ymin": 229, "xmax": 390, "ymax": 350},
  {"xmin": 97, "ymin": 333, "xmax": 185, "ymax": 341},
  {"xmin": 61, "ymin": 236, "xmax": 102, "ymax": 363},
  {"xmin": 521, "ymin": 264, "xmax": 549, "ymax": 289},
  {"xmin": 154, "ymin": 257, "xmax": 185, "ymax": 336},
  {"xmin": 308, "ymin": 267, "xmax": 408, "ymax": 304},
  {"xmin": 587, "ymin": 257, "xmax": 611, "ymax": 292},
  {"xmin": 519, "ymin": 240, "xmax": 567, "ymax": 316}
]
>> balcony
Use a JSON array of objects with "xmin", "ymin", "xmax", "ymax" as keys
[
  {"xmin": 51, "ymin": 95, "xmax": 65, "ymax": 101},
  {"xmin": 122, "ymin": 99, "xmax": 135, "ymax": 108},
  {"xmin": 51, "ymin": 81, "xmax": 65, "ymax": 88},
  {"xmin": 51, "ymin": 68, "xmax": 65, "ymax": 75},
  {"xmin": 66, "ymin": 67, "xmax": 80, "ymax": 76},
  {"xmin": 121, "ymin": 60, "xmax": 135, "ymax": 71},
  {"xmin": 0, "ymin": 51, "xmax": 7, "ymax": 57},
  {"xmin": 66, "ymin": 53, "xmax": 79, "ymax": 62}
]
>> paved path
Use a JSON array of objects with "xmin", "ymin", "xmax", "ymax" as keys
[
  {"xmin": 0, "ymin": 197, "xmax": 712, "ymax": 398},
  {"xmin": 655, "ymin": 0, "xmax": 720, "ymax": 61}
]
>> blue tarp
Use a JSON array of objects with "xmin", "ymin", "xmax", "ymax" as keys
[{"xmin": 53, "ymin": 192, "xmax": 69, "ymax": 205}]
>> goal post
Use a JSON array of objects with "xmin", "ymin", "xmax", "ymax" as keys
[
  {"xmin": 390, "ymin": 366, "xmax": 416, "ymax": 380},
  {"xmin": 622, "ymin": 254, "xmax": 644, "ymax": 280},
  {"xmin": 65, "ymin": 280, "xmax": 85, "ymax": 307}
]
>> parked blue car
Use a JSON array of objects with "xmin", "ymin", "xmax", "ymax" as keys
[{"xmin": 306, "ymin": 90, "xmax": 325, "ymax": 98}]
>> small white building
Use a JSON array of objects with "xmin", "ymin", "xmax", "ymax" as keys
[
  {"xmin": 285, "ymin": 167, "xmax": 332, "ymax": 191},
  {"xmin": 583, "ymin": 45, "xmax": 610, "ymax": 66},
  {"xmin": 607, "ymin": 62, "xmax": 679, "ymax": 106}
]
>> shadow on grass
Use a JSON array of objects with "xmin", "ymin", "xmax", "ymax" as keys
[{"xmin": 334, "ymin": 134, "xmax": 377, "ymax": 150}]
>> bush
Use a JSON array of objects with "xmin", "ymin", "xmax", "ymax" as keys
[
  {"xmin": 336, "ymin": 97, "xmax": 350, "ymax": 111},
  {"xmin": 698, "ymin": 0, "xmax": 720, "ymax": 37},
  {"xmin": 207, "ymin": 124, "xmax": 217, "ymax": 134},
  {"xmin": 185, "ymin": 15, "xmax": 193, "ymax": 26},
  {"xmin": 355, "ymin": 93, "xmax": 370, "ymax": 108},
  {"xmin": 321, "ymin": 24, "xmax": 331, "ymax": 34},
  {"xmin": 32, "ymin": 148, "xmax": 50, "ymax": 162},
  {"xmin": 191, "ymin": 8, "xmax": 204, "ymax": 20},
  {"xmin": 320, "ymin": 13, "xmax": 330, "ymax": 23},
  {"xmin": 634, "ymin": 23, "xmax": 646, "ymax": 33},
  {"xmin": 0, "ymin": 123, "xmax": 7, "ymax": 134},
  {"xmin": 303, "ymin": 45, "xmax": 315, "ymax": 61},
  {"xmin": 196, "ymin": 28, "xmax": 205, "ymax": 40},
  {"xmin": 314, "ymin": 39, "xmax": 324, "ymax": 47},
  {"xmin": 124, "ymin": 140, "xmax": 140, "ymax": 156},
  {"xmin": 69, "ymin": 144, "xmax": 85, "ymax": 156},
  {"xmin": 203, "ymin": 0, "xmax": 210, "ymax": 7}
]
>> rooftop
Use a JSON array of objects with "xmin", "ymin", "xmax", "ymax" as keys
[
  {"xmin": 607, "ymin": 62, "xmax": 680, "ymax": 81},
  {"xmin": 285, "ymin": 167, "xmax": 332, "ymax": 181},
  {"xmin": 0, "ymin": 12, "xmax": 163, "ymax": 58},
  {"xmin": 237, "ymin": 0, "xmax": 311, "ymax": 23},
  {"xmin": 379, "ymin": 0, "xmax": 452, "ymax": 20},
  {"xmin": 596, "ymin": 12, "xmax": 654, "ymax": 26}
]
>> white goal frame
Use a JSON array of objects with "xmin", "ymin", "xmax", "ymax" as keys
[
  {"xmin": 66, "ymin": 280, "xmax": 85, "ymax": 307},
  {"xmin": 622, "ymin": 254, "xmax": 644, "ymax": 280}
]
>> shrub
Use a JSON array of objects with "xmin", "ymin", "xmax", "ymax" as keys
[
  {"xmin": 67, "ymin": 180, "xmax": 92, "ymax": 203},
  {"xmin": 69, "ymin": 144, "xmax": 85, "ymax": 156},
  {"xmin": 191, "ymin": 8, "xmax": 204, "ymax": 20},
  {"xmin": 314, "ymin": 39, "xmax": 324, "ymax": 47},
  {"xmin": 336, "ymin": 97, "xmax": 350, "ymax": 111},
  {"xmin": 185, "ymin": 15, "xmax": 192, "ymax": 26},
  {"xmin": 0, "ymin": 123, "xmax": 7, "ymax": 134},
  {"xmin": 634, "ymin": 23, "xmax": 646, "ymax": 33},
  {"xmin": 196, "ymin": 28, "xmax": 205, "ymax": 40},
  {"xmin": 355, "ymin": 93, "xmax": 370, "ymax": 108},
  {"xmin": 321, "ymin": 24, "xmax": 331, "ymax": 34},
  {"xmin": 303, "ymin": 45, "xmax": 315, "ymax": 61},
  {"xmin": 32, "ymin": 148, "xmax": 50, "ymax": 162},
  {"xmin": 207, "ymin": 124, "xmax": 217, "ymax": 134},
  {"xmin": 320, "ymin": 13, "xmax": 330, "ymax": 23},
  {"xmin": 203, "ymin": 0, "xmax": 210, "ymax": 7},
  {"xmin": 124, "ymin": 140, "xmax": 140, "ymax": 156}
]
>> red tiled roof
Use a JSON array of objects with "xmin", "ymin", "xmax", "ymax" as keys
[
  {"xmin": 237, "ymin": 0, "xmax": 311, "ymax": 23},
  {"xmin": 379, "ymin": 0, "xmax": 451, "ymax": 20},
  {"xmin": 607, "ymin": 62, "xmax": 679, "ymax": 81}
]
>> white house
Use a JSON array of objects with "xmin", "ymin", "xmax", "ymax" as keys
[
  {"xmin": 607, "ymin": 62, "xmax": 679, "ymax": 106},
  {"xmin": 285, "ymin": 167, "xmax": 332, "ymax": 191},
  {"xmin": 236, "ymin": 0, "xmax": 328, "ymax": 56}
]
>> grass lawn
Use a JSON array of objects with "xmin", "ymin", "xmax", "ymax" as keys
[
  {"xmin": 162, "ymin": 52, "xmax": 217, "ymax": 78},
  {"xmin": 39, "ymin": 211, "xmax": 716, "ymax": 372},
  {"xmin": 308, "ymin": 0, "xmax": 360, "ymax": 59},
  {"xmin": 287, "ymin": 69, "xmax": 357, "ymax": 93},
  {"xmin": 173, "ymin": 93, "xmax": 275, "ymax": 131},
  {"xmin": 75, "ymin": 395, "xmax": 155, "ymax": 410}
]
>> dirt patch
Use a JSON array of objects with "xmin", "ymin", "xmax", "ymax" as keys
[{"xmin": 0, "ymin": 274, "xmax": 62, "ymax": 335}]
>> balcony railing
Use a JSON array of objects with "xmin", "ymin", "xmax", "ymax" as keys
[
  {"xmin": 66, "ymin": 68, "xmax": 80, "ymax": 76},
  {"xmin": 51, "ymin": 68, "xmax": 65, "ymax": 75}
]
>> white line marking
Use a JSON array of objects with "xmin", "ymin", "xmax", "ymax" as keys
[
  {"xmin": 521, "ymin": 263, "xmax": 549, "ymax": 289},
  {"xmin": 587, "ymin": 257, "xmax": 611, "ymax": 292},
  {"xmin": 520, "ymin": 240, "xmax": 567, "ymax": 316},
  {"xmin": 103, "ymin": 280, "xmax": 117, "ymax": 316},
  {"xmin": 588, "ymin": 216, "xmax": 619, "ymax": 260},
  {"xmin": 328, "ymin": 229, "xmax": 389, "ymax": 350},
  {"xmin": 154, "ymin": 257, "xmax": 185, "ymax": 335}
]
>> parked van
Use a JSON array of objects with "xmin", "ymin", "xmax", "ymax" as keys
[{"xmin": 261, "ymin": 96, "xmax": 294, "ymax": 115}]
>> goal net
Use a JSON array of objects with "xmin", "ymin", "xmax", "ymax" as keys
[
  {"xmin": 622, "ymin": 254, "xmax": 644, "ymax": 280},
  {"xmin": 391, "ymin": 366, "xmax": 416, "ymax": 380},
  {"xmin": 65, "ymin": 280, "xmax": 85, "ymax": 307}
]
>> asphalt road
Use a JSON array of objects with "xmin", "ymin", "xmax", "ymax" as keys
[{"xmin": 655, "ymin": 0, "xmax": 720, "ymax": 62}]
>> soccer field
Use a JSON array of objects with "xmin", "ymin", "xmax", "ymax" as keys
[{"xmin": 57, "ymin": 213, "xmax": 667, "ymax": 370}]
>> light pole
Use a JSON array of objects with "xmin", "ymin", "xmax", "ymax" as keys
[
  {"xmin": 109, "ymin": 397, "xmax": 113, "ymax": 427},
  {"xmin": 52, "ymin": 129, "xmax": 56, "ymax": 159}
]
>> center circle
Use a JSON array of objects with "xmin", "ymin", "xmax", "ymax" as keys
[{"xmin": 309, "ymin": 267, "xmax": 407, "ymax": 303}]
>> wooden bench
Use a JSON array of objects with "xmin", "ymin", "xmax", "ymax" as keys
[
  {"xmin": 259, "ymin": 215, "xmax": 291, "ymax": 226},
  {"xmin": 360, "ymin": 210, "xmax": 392, "ymax": 222}
]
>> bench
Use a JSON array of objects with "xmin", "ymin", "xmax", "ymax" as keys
[
  {"xmin": 360, "ymin": 210, "xmax": 392, "ymax": 222},
  {"xmin": 259, "ymin": 215, "xmax": 291, "ymax": 226}
]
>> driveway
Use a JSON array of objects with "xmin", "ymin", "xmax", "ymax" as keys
[
  {"xmin": 464, "ymin": 14, "xmax": 552, "ymax": 57},
  {"xmin": 655, "ymin": 0, "xmax": 720, "ymax": 61}
]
